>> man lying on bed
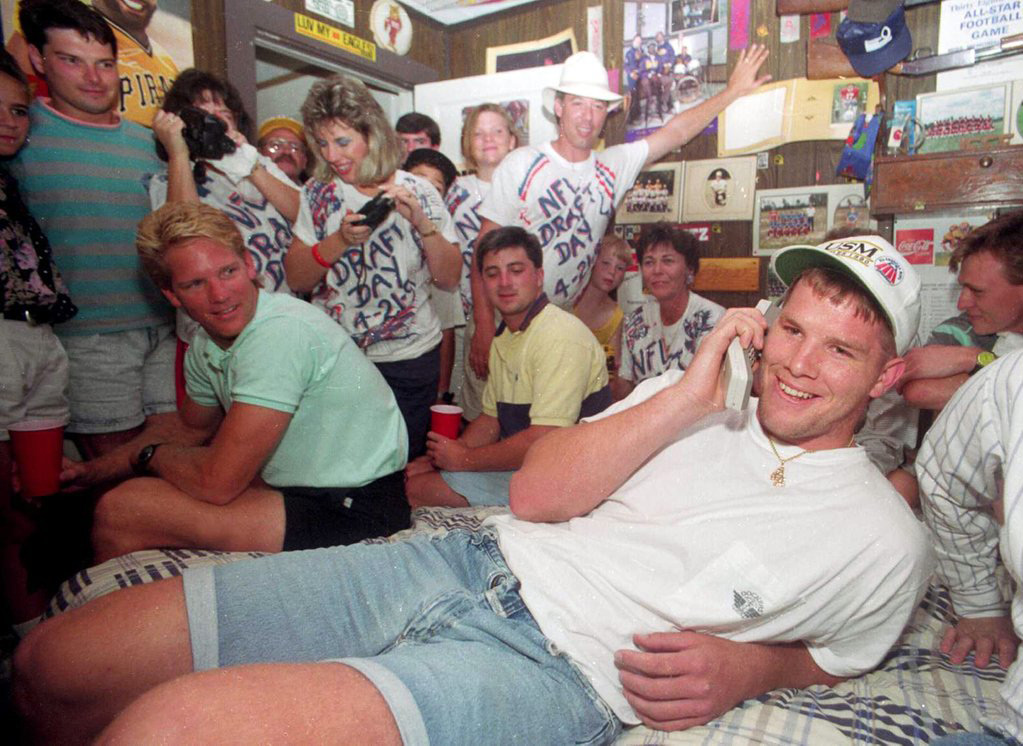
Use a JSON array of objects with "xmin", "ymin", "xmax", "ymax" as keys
[
  {"xmin": 15, "ymin": 235, "xmax": 934, "ymax": 744},
  {"xmin": 74, "ymin": 202, "xmax": 410, "ymax": 562}
]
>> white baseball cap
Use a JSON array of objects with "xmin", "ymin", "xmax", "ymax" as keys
[
  {"xmin": 542, "ymin": 51, "xmax": 623, "ymax": 115},
  {"xmin": 771, "ymin": 235, "xmax": 921, "ymax": 355}
]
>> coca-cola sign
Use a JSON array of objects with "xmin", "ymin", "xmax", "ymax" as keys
[{"xmin": 895, "ymin": 228, "xmax": 934, "ymax": 265}]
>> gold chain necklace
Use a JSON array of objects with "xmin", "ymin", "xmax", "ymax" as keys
[{"xmin": 766, "ymin": 435, "xmax": 856, "ymax": 487}]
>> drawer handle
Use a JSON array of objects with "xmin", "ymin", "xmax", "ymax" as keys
[{"xmin": 979, "ymin": 156, "xmax": 993, "ymax": 168}]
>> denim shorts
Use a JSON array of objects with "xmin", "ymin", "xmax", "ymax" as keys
[
  {"xmin": 440, "ymin": 468, "xmax": 513, "ymax": 506},
  {"xmin": 60, "ymin": 323, "xmax": 177, "ymax": 433},
  {"xmin": 183, "ymin": 530, "xmax": 620, "ymax": 746}
]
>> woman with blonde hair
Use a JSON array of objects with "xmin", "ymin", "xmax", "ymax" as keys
[
  {"xmin": 286, "ymin": 75, "xmax": 461, "ymax": 459},
  {"xmin": 572, "ymin": 235, "xmax": 631, "ymax": 377},
  {"xmin": 446, "ymin": 103, "xmax": 521, "ymax": 420}
]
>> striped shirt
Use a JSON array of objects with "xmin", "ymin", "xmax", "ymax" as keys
[
  {"xmin": 12, "ymin": 99, "xmax": 171, "ymax": 335},
  {"xmin": 918, "ymin": 349, "xmax": 1023, "ymax": 740}
]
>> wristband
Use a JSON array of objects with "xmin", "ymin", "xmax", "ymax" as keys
[
  {"xmin": 310, "ymin": 242, "xmax": 332, "ymax": 268},
  {"xmin": 971, "ymin": 350, "xmax": 997, "ymax": 375},
  {"xmin": 418, "ymin": 222, "xmax": 438, "ymax": 239}
]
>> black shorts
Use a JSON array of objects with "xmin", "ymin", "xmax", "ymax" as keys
[{"xmin": 280, "ymin": 471, "xmax": 410, "ymax": 551}]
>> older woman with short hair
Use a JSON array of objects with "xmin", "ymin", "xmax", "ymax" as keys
[
  {"xmin": 286, "ymin": 75, "xmax": 461, "ymax": 459},
  {"xmin": 618, "ymin": 222, "xmax": 724, "ymax": 398}
]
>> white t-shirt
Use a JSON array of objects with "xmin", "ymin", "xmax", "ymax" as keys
[
  {"xmin": 446, "ymin": 173, "xmax": 489, "ymax": 318},
  {"xmin": 480, "ymin": 140, "xmax": 648, "ymax": 307},
  {"xmin": 491, "ymin": 371, "xmax": 934, "ymax": 725},
  {"xmin": 620, "ymin": 292, "xmax": 725, "ymax": 383},
  {"xmin": 293, "ymin": 170, "xmax": 457, "ymax": 362}
]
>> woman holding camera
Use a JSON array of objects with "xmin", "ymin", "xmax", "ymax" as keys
[
  {"xmin": 286, "ymin": 76, "xmax": 460, "ymax": 459},
  {"xmin": 150, "ymin": 69, "xmax": 300, "ymax": 300}
]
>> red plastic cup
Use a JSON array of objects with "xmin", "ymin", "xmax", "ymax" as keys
[
  {"xmin": 8, "ymin": 418, "xmax": 65, "ymax": 497},
  {"xmin": 429, "ymin": 404, "xmax": 463, "ymax": 439}
]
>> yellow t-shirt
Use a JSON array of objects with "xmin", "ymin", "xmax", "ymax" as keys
[{"xmin": 110, "ymin": 25, "xmax": 178, "ymax": 128}]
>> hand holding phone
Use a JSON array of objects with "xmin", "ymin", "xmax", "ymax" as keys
[{"xmin": 722, "ymin": 299, "xmax": 780, "ymax": 411}]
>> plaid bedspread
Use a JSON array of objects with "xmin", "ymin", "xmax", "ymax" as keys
[{"xmin": 42, "ymin": 506, "xmax": 1005, "ymax": 744}]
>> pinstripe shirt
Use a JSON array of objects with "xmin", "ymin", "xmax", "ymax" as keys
[{"xmin": 918, "ymin": 349, "xmax": 1023, "ymax": 740}]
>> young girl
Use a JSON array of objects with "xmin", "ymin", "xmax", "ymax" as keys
[{"xmin": 573, "ymin": 235, "xmax": 631, "ymax": 377}]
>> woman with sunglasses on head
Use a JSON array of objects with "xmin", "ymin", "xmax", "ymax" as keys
[{"xmin": 285, "ymin": 76, "xmax": 460, "ymax": 460}]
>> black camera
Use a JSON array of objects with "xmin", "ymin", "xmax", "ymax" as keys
[
  {"xmin": 178, "ymin": 106, "xmax": 237, "ymax": 161},
  {"xmin": 353, "ymin": 193, "xmax": 395, "ymax": 231}
]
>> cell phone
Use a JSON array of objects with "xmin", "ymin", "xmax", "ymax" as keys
[
  {"xmin": 722, "ymin": 299, "xmax": 780, "ymax": 411},
  {"xmin": 353, "ymin": 193, "xmax": 395, "ymax": 231}
]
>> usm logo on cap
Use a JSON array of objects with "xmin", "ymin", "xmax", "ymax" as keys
[{"xmin": 822, "ymin": 239, "xmax": 883, "ymax": 267}]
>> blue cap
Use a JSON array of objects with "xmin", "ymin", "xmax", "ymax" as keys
[{"xmin": 837, "ymin": 4, "xmax": 912, "ymax": 77}]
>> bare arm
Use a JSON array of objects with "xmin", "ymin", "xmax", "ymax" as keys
[
  {"xmin": 615, "ymin": 631, "xmax": 844, "ymax": 731},
  {"xmin": 152, "ymin": 110, "xmax": 200, "ymax": 205},
  {"xmin": 643, "ymin": 45, "xmax": 772, "ymax": 165},
  {"xmin": 247, "ymin": 162, "xmax": 300, "ymax": 222},
  {"xmin": 60, "ymin": 405, "xmax": 218, "ymax": 490},
  {"xmin": 146, "ymin": 401, "xmax": 293, "ymax": 505},
  {"xmin": 427, "ymin": 419, "xmax": 558, "ymax": 473},
  {"xmin": 902, "ymin": 375, "xmax": 969, "ymax": 411},
  {"xmin": 468, "ymin": 218, "xmax": 501, "ymax": 378},
  {"xmin": 510, "ymin": 307, "xmax": 768, "ymax": 522}
]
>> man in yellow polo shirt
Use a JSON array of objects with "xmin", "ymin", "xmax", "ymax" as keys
[{"xmin": 405, "ymin": 226, "xmax": 611, "ymax": 507}]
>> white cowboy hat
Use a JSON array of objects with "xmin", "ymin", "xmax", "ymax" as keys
[{"xmin": 542, "ymin": 51, "xmax": 623, "ymax": 115}]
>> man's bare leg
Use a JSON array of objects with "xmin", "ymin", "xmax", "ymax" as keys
[
  {"xmin": 14, "ymin": 577, "xmax": 192, "ymax": 744},
  {"xmin": 98, "ymin": 662, "xmax": 402, "ymax": 745},
  {"xmin": 406, "ymin": 471, "xmax": 470, "ymax": 509},
  {"xmin": 91, "ymin": 478, "xmax": 286, "ymax": 562}
]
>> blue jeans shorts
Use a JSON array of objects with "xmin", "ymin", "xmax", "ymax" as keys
[
  {"xmin": 183, "ymin": 530, "xmax": 621, "ymax": 745},
  {"xmin": 441, "ymin": 469, "xmax": 513, "ymax": 506},
  {"xmin": 60, "ymin": 323, "xmax": 177, "ymax": 433}
]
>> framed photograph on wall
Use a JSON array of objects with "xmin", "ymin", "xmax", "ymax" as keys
[
  {"xmin": 681, "ymin": 156, "xmax": 757, "ymax": 221},
  {"xmin": 619, "ymin": 162, "xmax": 683, "ymax": 223},
  {"xmin": 485, "ymin": 28, "xmax": 577, "ymax": 74},
  {"xmin": 916, "ymin": 82, "xmax": 1011, "ymax": 154},
  {"xmin": 753, "ymin": 186, "xmax": 831, "ymax": 255}
]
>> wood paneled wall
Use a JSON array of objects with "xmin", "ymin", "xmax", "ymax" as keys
[{"xmin": 190, "ymin": 0, "xmax": 942, "ymax": 302}]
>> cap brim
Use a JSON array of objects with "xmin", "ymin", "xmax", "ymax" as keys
[{"xmin": 844, "ymin": 26, "xmax": 912, "ymax": 77}]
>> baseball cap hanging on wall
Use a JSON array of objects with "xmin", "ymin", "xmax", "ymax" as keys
[{"xmin": 836, "ymin": 0, "xmax": 913, "ymax": 77}]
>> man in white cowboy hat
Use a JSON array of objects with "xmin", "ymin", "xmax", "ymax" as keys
[
  {"xmin": 466, "ymin": 46, "xmax": 771, "ymax": 384},
  {"xmin": 17, "ymin": 234, "xmax": 933, "ymax": 742}
]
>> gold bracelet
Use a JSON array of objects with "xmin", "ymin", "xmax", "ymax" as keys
[{"xmin": 419, "ymin": 222, "xmax": 438, "ymax": 238}]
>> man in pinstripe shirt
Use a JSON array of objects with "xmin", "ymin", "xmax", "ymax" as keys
[{"xmin": 918, "ymin": 349, "xmax": 1023, "ymax": 743}]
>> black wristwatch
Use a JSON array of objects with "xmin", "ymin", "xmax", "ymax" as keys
[{"xmin": 134, "ymin": 443, "xmax": 163, "ymax": 475}]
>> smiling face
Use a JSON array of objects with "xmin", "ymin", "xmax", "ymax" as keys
[
  {"xmin": 956, "ymin": 250, "xmax": 1023, "ymax": 335},
  {"xmin": 641, "ymin": 242, "xmax": 690, "ymax": 305},
  {"xmin": 28, "ymin": 29, "xmax": 119, "ymax": 124},
  {"xmin": 470, "ymin": 110, "xmax": 516, "ymax": 172},
  {"xmin": 313, "ymin": 119, "xmax": 369, "ymax": 184},
  {"xmin": 92, "ymin": 0, "xmax": 158, "ymax": 34},
  {"xmin": 756, "ymin": 280, "xmax": 901, "ymax": 451},
  {"xmin": 162, "ymin": 237, "xmax": 259, "ymax": 349},
  {"xmin": 193, "ymin": 90, "xmax": 236, "ymax": 132},
  {"xmin": 481, "ymin": 246, "xmax": 544, "ymax": 330},
  {"xmin": 0, "ymin": 73, "xmax": 30, "ymax": 157},
  {"xmin": 553, "ymin": 94, "xmax": 608, "ymax": 159}
]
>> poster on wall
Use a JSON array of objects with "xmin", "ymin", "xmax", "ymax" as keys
[
  {"xmin": 622, "ymin": 0, "xmax": 728, "ymax": 143},
  {"xmin": 936, "ymin": 0, "xmax": 1023, "ymax": 91},
  {"xmin": 916, "ymin": 82, "xmax": 1011, "ymax": 154},
  {"xmin": 2, "ymin": 0, "xmax": 193, "ymax": 128},
  {"xmin": 485, "ymin": 28, "xmax": 577, "ymax": 74}
]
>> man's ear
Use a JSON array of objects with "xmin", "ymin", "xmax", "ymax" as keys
[
  {"xmin": 27, "ymin": 44, "xmax": 45, "ymax": 78},
  {"xmin": 535, "ymin": 267, "xmax": 545, "ymax": 291},
  {"xmin": 869, "ymin": 357, "xmax": 906, "ymax": 399},
  {"xmin": 160, "ymin": 287, "xmax": 182, "ymax": 309},
  {"xmin": 244, "ymin": 251, "xmax": 259, "ymax": 281}
]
